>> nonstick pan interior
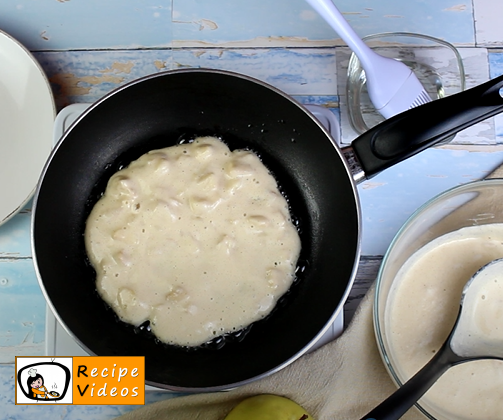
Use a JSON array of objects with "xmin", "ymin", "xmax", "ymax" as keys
[{"xmin": 32, "ymin": 69, "xmax": 361, "ymax": 391}]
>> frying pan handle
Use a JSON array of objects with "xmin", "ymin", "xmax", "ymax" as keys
[{"xmin": 351, "ymin": 74, "xmax": 503, "ymax": 179}]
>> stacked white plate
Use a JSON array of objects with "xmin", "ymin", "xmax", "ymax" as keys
[{"xmin": 0, "ymin": 29, "xmax": 55, "ymax": 225}]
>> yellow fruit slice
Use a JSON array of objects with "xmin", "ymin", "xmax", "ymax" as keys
[{"xmin": 224, "ymin": 394, "xmax": 314, "ymax": 420}]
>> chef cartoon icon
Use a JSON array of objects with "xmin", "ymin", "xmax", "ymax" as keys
[
  {"xmin": 27, "ymin": 368, "xmax": 50, "ymax": 400},
  {"xmin": 16, "ymin": 358, "xmax": 71, "ymax": 404}
]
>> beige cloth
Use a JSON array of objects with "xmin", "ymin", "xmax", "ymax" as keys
[
  {"xmin": 489, "ymin": 164, "xmax": 503, "ymax": 179},
  {"xmin": 115, "ymin": 284, "xmax": 424, "ymax": 420}
]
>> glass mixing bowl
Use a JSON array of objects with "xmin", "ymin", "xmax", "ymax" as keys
[
  {"xmin": 374, "ymin": 179, "xmax": 503, "ymax": 420},
  {"xmin": 347, "ymin": 32, "xmax": 465, "ymax": 136}
]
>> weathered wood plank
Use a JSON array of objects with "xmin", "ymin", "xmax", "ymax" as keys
[
  {"xmin": 0, "ymin": 203, "xmax": 32, "ymax": 259},
  {"xmin": 33, "ymin": 48, "xmax": 339, "ymax": 109},
  {"xmin": 0, "ymin": 0, "xmax": 475, "ymax": 52},
  {"xmin": 0, "ymin": 259, "xmax": 45, "ymax": 363},
  {"xmin": 344, "ymin": 256, "xmax": 381, "ymax": 327},
  {"xmin": 474, "ymin": 0, "xmax": 503, "ymax": 47},
  {"xmin": 172, "ymin": 0, "xmax": 475, "ymax": 47},
  {"xmin": 0, "ymin": 0, "xmax": 172, "ymax": 51}
]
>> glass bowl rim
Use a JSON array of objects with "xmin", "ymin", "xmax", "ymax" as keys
[
  {"xmin": 372, "ymin": 178, "xmax": 503, "ymax": 420},
  {"xmin": 346, "ymin": 31, "xmax": 466, "ymax": 136}
]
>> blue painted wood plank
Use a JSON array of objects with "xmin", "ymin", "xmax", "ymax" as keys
[
  {"xmin": 474, "ymin": 0, "xmax": 503, "ymax": 47},
  {"xmin": 0, "ymin": 259, "xmax": 45, "ymax": 362},
  {"xmin": 171, "ymin": 48, "xmax": 338, "ymax": 95},
  {"xmin": 0, "ymin": 202, "xmax": 32, "ymax": 258},
  {"xmin": 358, "ymin": 147, "xmax": 503, "ymax": 255},
  {"xmin": 33, "ymin": 50, "xmax": 174, "ymax": 108},
  {"xmin": 489, "ymin": 52, "xmax": 503, "ymax": 79},
  {"xmin": 33, "ymin": 48, "xmax": 338, "ymax": 108},
  {"xmin": 0, "ymin": 0, "xmax": 475, "ymax": 52},
  {"xmin": 172, "ymin": 0, "xmax": 475, "ymax": 46},
  {"xmin": 0, "ymin": 0, "xmax": 172, "ymax": 51}
]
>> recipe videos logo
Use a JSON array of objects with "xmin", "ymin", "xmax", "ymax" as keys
[{"xmin": 15, "ymin": 356, "xmax": 145, "ymax": 405}]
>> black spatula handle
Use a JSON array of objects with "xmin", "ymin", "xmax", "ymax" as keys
[
  {"xmin": 359, "ymin": 340, "xmax": 464, "ymax": 420},
  {"xmin": 352, "ymin": 74, "xmax": 503, "ymax": 178}
]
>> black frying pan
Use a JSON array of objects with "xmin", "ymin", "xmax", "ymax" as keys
[{"xmin": 32, "ymin": 69, "xmax": 503, "ymax": 392}]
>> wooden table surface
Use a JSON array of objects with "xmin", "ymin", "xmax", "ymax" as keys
[{"xmin": 2, "ymin": 0, "xmax": 503, "ymax": 417}]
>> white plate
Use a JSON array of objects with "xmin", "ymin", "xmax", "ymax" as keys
[{"xmin": 0, "ymin": 29, "xmax": 55, "ymax": 225}]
